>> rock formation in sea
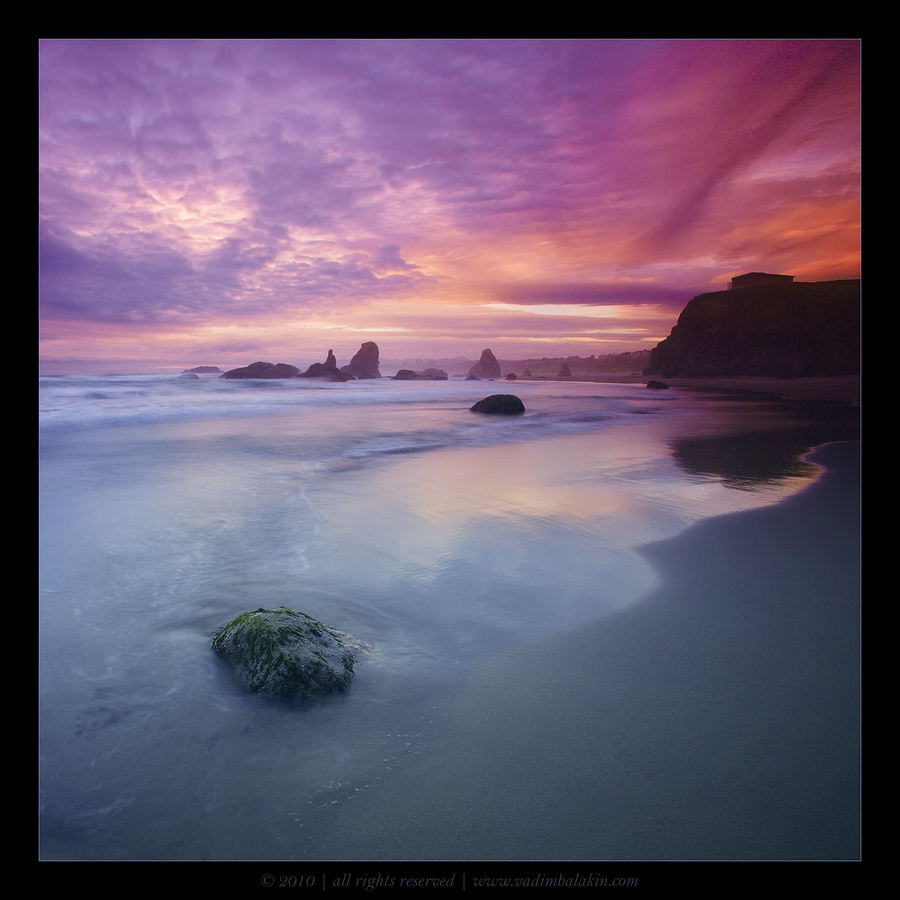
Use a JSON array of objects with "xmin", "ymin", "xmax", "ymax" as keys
[
  {"xmin": 182, "ymin": 366, "xmax": 222, "ymax": 373},
  {"xmin": 468, "ymin": 349, "xmax": 501, "ymax": 379},
  {"xmin": 220, "ymin": 361, "xmax": 301, "ymax": 379},
  {"xmin": 645, "ymin": 279, "xmax": 860, "ymax": 378},
  {"xmin": 298, "ymin": 349, "xmax": 352, "ymax": 381},
  {"xmin": 646, "ymin": 380, "xmax": 669, "ymax": 389},
  {"xmin": 558, "ymin": 362, "xmax": 572, "ymax": 377},
  {"xmin": 211, "ymin": 607, "xmax": 369, "ymax": 699},
  {"xmin": 391, "ymin": 368, "xmax": 449, "ymax": 380},
  {"xmin": 470, "ymin": 394, "xmax": 526, "ymax": 415},
  {"xmin": 340, "ymin": 342, "xmax": 381, "ymax": 379}
]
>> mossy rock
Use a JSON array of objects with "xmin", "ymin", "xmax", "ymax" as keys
[{"xmin": 211, "ymin": 607, "xmax": 368, "ymax": 699}]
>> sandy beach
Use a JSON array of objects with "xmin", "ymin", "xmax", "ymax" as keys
[
  {"xmin": 39, "ymin": 378, "xmax": 860, "ymax": 864},
  {"xmin": 284, "ymin": 440, "xmax": 860, "ymax": 863}
]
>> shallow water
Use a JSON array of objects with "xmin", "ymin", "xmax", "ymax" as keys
[{"xmin": 39, "ymin": 377, "xmax": 858, "ymax": 860}]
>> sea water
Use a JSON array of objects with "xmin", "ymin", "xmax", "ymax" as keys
[{"xmin": 38, "ymin": 375, "xmax": 855, "ymax": 860}]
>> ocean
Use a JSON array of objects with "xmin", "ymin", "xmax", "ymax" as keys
[{"xmin": 39, "ymin": 374, "xmax": 859, "ymax": 861}]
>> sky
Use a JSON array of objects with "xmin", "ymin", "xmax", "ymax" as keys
[{"xmin": 39, "ymin": 39, "xmax": 860, "ymax": 374}]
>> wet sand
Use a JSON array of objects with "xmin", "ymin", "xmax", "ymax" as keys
[
  {"xmin": 39, "ymin": 381, "xmax": 860, "ymax": 871},
  {"xmin": 314, "ymin": 442, "xmax": 860, "ymax": 861},
  {"xmin": 515, "ymin": 374, "xmax": 860, "ymax": 404}
]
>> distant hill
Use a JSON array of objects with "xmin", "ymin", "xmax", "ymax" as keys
[
  {"xmin": 501, "ymin": 350, "xmax": 652, "ymax": 377},
  {"xmin": 384, "ymin": 352, "xmax": 652, "ymax": 378},
  {"xmin": 646, "ymin": 280, "xmax": 860, "ymax": 378}
]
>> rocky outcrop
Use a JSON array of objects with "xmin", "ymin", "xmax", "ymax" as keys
[
  {"xmin": 646, "ymin": 280, "xmax": 860, "ymax": 378},
  {"xmin": 211, "ymin": 607, "xmax": 369, "ymax": 699},
  {"xmin": 299, "ymin": 350, "xmax": 352, "ymax": 381},
  {"xmin": 468, "ymin": 349, "xmax": 501, "ymax": 379},
  {"xmin": 299, "ymin": 363, "xmax": 351, "ymax": 381},
  {"xmin": 646, "ymin": 380, "xmax": 669, "ymax": 390},
  {"xmin": 391, "ymin": 368, "xmax": 449, "ymax": 380},
  {"xmin": 558, "ymin": 362, "xmax": 572, "ymax": 377},
  {"xmin": 340, "ymin": 342, "xmax": 381, "ymax": 379},
  {"xmin": 470, "ymin": 394, "xmax": 525, "ymax": 415},
  {"xmin": 182, "ymin": 366, "xmax": 221, "ymax": 374},
  {"xmin": 220, "ymin": 361, "xmax": 300, "ymax": 379}
]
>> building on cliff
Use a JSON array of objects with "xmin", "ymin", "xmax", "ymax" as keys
[{"xmin": 728, "ymin": 272, "xmax": 795, "ymax": 290}]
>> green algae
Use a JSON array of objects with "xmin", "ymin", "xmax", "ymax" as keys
[{"xmin": 211, "ymin": 607, "xmax": 368, "ymax": 699}]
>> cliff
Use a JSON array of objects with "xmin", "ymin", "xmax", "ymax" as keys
[{"xmin": 646, "ymin": 280, "xmax": 860, "ymax": 379}]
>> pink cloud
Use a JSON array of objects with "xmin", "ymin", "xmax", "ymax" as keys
[{"xmin": 40, "ymin": 39, "xmax": 860, "ymax": 370}]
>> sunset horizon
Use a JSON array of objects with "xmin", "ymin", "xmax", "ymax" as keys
[{"xmin": 40, "ymin": 39, "xmax": 860, "ymax": 375}]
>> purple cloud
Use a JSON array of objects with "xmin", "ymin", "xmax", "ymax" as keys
[{"xmin": 39, "ymin": 39, "xmax": 860, "ymax": 368}]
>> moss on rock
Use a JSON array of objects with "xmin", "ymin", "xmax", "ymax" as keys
[{"xmin": 211, "ymin": 607, "xmax": 368, "ymax": 699}]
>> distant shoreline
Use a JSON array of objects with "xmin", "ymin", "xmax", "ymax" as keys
[{"xmin": 510, "ymin": 373, "xmax": 860, "ymax": 404}]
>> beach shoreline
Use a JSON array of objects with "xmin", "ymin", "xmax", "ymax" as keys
[
  {"xmin": 39, "ymin": 377, "xmax": 860, "ymax": 862},
  {"xmin": 510, "ymin": 373, "xmax": 860, "ymax": 404},
  {"xmin": 312, "ymin": 438, "xmax": 860, "ymax": 861}
]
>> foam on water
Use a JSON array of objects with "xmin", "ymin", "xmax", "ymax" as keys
[{"xmin": 40, "ymin": 373, "xmax": 681, "ymax": 435}]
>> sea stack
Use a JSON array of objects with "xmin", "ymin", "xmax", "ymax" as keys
[
  {"xmin": 299, "ymin": 349, "xmax": 352, "ymax": 381},
  {"xmin": 340, "ymin": 342, "xmax": 381, "ymax": 379},
  {"xmin": 468, "ymin": 349, "xmax": 501, "ymax": 379},
  {"xmin": 220, "ymin": 361, "xmax": 300, "ymax": 379},
  {"xmin": 391, "ymin": 368, "xmax": 449, "ymax": 380}
]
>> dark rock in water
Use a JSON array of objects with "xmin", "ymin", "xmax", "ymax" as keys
[
  {"xmin": 646, "ymin": 380, "xmax": 669, "ymax": 389},
  {"xmin": 179, "ymin": 372, "xmax": 200, "ymax": 379},
  {"xmin": 299, "ymin": 350, "xmax": 352, "ymax": 380},
  {"xmin": 182, "ymin": 365, "xmax": 222, "ymax": 374},
  {"xmin": 468, "ymin": 349, "xmax": 501, "ymax": 379},
  {"xmin": 220, "ymin": 361, "xmax": 300, "ymax": 379},
  {"xmin": 299, "ymin": 363, "xmax": 351, "ymax": 381},
  {"xmin": 340, "ymin": 342, "xmax": 381, "ymax": 379},
  {"xmin": 470, "ymin": 394, "xmax": 525, "ymax": 415},
  {"xmin": 211, "ymin": 607, "xmax": 369, "ymax": 699},
  {"xmin": 646, "ymin": 279, "xmax": 860, "ymax": 378},
  {"xmin": 558, "ymin": 362, "xmax": 572, "ymax": 377},
  {"xmin": 391, "ymin": 368, "xmax": 449, "ymax": 380},
  {"xmin": 505, "ymin": 372, "xmax": 518, "ymax": 381},
  {"xmin": 465, "ymin": 374, "xmax": 481, "ymax": 381}
]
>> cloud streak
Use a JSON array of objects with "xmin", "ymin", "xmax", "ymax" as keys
[{"xmin": 39, "ymin": 39, "xmax": 860, "ymax": 370}]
